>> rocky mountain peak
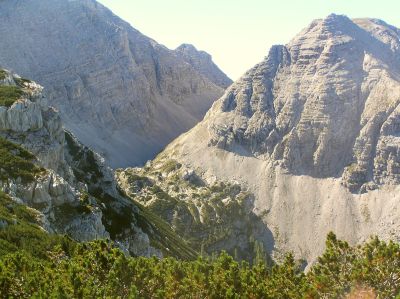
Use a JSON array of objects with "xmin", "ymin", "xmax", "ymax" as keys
[
  {"xmin": 175, "ymin": 43, "xmax": 233, "ymax": 88},
  {"xmin": 160, "ymin": 15, "xmax": 400, "ymax": 262},
  {"xmin": 202, "ymin": 15, "xmax": 400, "ymax": 191},
  {"xmin": 176, "ymin": 43, "xmax": 209, "ymax": 57},
  {"xmin": 322, "ymin": 13, "xmax": 352, "ymax": 27}
]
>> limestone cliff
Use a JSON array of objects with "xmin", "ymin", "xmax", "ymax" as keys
[
  {"xmin": 0, "ymin": 0, "xmax": 229, "ymax": 167},
  {"xmin": 0, "ymin": 69, "xmax": 196, "ymax": 259},
  {"xmin": 156, "ymin": 15, "xmax": 400, "ymax": 263}
]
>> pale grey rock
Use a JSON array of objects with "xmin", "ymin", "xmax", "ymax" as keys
[
  {"xmin": 161, "ymin": 15, "xmax": 400, "ymax": 263},
  {"xmin": 31, "ymin": 176, "xmax": 53, "ymax": 205},
  {"xmin": 48, "ymin": 174, "xmax": 76, "ymax": 205},
  {"xmin": 2, "ymin": 170, "xmax": 108, "ymax": 242},
  {"xmin": 117, "ymin": 226, "xmax": 162, "ymax": 258},
  {"xmin": 64, "ymin": 207, "xmax": 110, "ymax": 242},
  {"xmin": 175, "ymin": 44, "xmax": 233, "ymax": 88},
  {"xmin": 0, "ymin": 100, "xmax": 42, "ymax": 132},
  {"xmin": 0, "ymin": 0, "xmax": 228, "ymax": 167},
  {"xmin": 181, "ymin": 169, "xmax": 195, "ymax": 181}
]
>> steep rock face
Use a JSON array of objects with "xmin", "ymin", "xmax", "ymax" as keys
[
  {"xmin": 0, "ymin": 69, "xmax": 196, "ymax": 259},
  {"xmin": 160, "ymin": 15, "xmax": 400, "ymax": 263},
  {"xmin": 0, "ymin": 70, "xmax": 108, "ymax": 241},
  {"xmin": 207, "ymin": 15, "xmax": 400, "ymax": 190},
  {"xmin": 0, "ymin": 0, "xmax": 228, "ymax": 167},
  {"xmin": 175, "ymin": 44, "xmax": 233, "ymax": 88}
]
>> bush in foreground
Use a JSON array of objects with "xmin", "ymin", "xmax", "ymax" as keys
[{"xmin": 0, "ymin": 193, "xmax": 399, "ymax": 298}]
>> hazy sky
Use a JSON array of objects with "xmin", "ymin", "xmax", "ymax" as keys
[{"xmin": 97, "ymin": 0, "xmax": 400, "ymax": 80}]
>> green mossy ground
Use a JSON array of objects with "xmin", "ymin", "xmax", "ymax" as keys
[
  {"xmin": 0, "ymin": 70, "xmax": 7, "ymax": 81},
  {"xmin": 0, "ymin": 137, "xmax": 44, "ymax": 183},
  {"xmin": 0, "ymin": 85, "xmax": 24, "ymax": 107}
]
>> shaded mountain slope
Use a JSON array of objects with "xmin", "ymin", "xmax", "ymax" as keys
[{"xmin": 0, "ymin": 0, "xmax": 230, "ymax": 167}]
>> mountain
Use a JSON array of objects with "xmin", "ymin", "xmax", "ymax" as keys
[
  {"xmin": 132, "ymin": 14, "xmax": 400, "ymax": 263},
  {"xmin": 0, "ymin": 69, "xmax": 196, "ymax": 259},
  {"xmin": 175, "ymin": 44, "xmax": 233, "ymax": 88},
  {"xmin": 0, "ymin": 0, "xmax": 230, "ymax": 167}
]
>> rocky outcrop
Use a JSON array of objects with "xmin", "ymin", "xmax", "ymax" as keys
[
  {"xmin": 0, "ymin": 70, "xmax": 108, "ymax": 242},
  {"xmin": 159, "ymin": 15, "xmax": 400, "ymax": 263},
  {"xmin": 0, "ymin": 72, "xmax": 47, "ymax": 132},
  {"xmin": 0, "ymin": 69, "xmax": 196, "ymax": 259},
  {"xmin": 117, "ymin": 156, "xmax": 273, "ymax": 262},
  {"xmin": 175, "ymin": 44, "xmax": 233, "ymax": 88},
  {"xmin": 0, "ymin": 0, "xmax": 229, "ymax": 167}
]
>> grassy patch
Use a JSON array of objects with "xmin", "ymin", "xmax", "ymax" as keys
[
  {"xmin": 0, "ymin": 69, "xmax": 7, "ymax": 80},
  {"xmin": 135, "ymin": 202, "xmax": 198, "ymax": 260},
  {"xmin": 0, "ymin": 137, "xmax": 44, "ymax": 183},
  {"xmin": 159, "ymin": 160, "xmax": 182, "ymax": 173},
  {"xmin": 0, "ymin": 85, "xmax": 24, "ymax": 107}
]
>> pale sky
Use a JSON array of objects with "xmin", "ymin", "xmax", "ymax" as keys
[{"xmin": 97, "ymin": 0, "xmax": 400, "ymax": 80}]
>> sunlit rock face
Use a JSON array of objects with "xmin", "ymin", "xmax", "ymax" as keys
[
  {"xmin": 0, "ymin": 0, "xmax": 229, "ymax": 167},
  {"xmin": 206, "ymin": 15, "xmax": 400, "ymax": 191},
  {"xmin": 160, "ymin": 15, "xmax": 400, "ymax": 263}
]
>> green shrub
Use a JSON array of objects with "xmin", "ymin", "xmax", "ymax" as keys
[
  {"xmin": 0, "ymin": 191, "xmax": 76, "ymax": 259},
  {"xmin": 0, "ymin": 231, "xmax": 398, "ymax": 298},
  {"xmin": 0, "ymin": 137, "xmax": 44, "ymax": 183},
  {"xmin": 0, "ymin": 70, "xmax": 7, "ymax": 81},
  {"xmin": 0, "ymin": 85, "xmax": 24, "ymax": 107},
  {"xmin": 159, "ymin": 160, "xmax": 181, "ymax": 173}
]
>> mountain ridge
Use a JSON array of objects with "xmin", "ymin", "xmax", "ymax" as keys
[
  {"xmin": 175, "ymin": 43, "xmax": 233, "ymax": 88},
  {"xmin": 0, "ymin": 0, "xmax": 231, "ymax": 167}
]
